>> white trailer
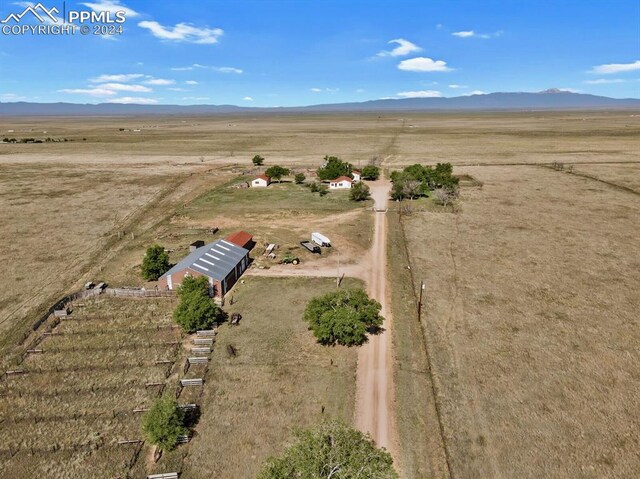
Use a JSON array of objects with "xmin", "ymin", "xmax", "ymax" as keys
[{"xmin": 311, "ymin": 232, "xmax": 331, "ymax": 247}]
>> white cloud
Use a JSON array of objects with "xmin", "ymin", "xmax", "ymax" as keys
[
  {"xmin": 81, "ymin": 1, "xmax": 139, "ymax": 18},
  {"xmin": 452, "ymin": 30, "xmax": 502, "ymax": 39},
  {"xmin": 171, "ymin": 64, "xmax": 242, "ymax": 74},
  {"xmin": 356, "ymin": 88, "xmax": 365, "ymax": 93},
  {"xmin": 144, "ymin": 78, "xmax": 175, "ymax": 85},
  {"xmin": 397, "ymin": 90, "xmax": 442, "ymax": 98},
  {"xmin": 107, "ymin": 97, "xmax": 159, "ymax": 104},
  {"xmin": 243, "ymin": 96, "xmax": 254, "ymax": 101},
  {"xmin": 398, "ymin": 57, "xmax": 452, "ymax": 72},
  {"xmin": 210, "ymin": 66, "xmax": 243, "ymax": 74},
  {"xmin": 448, "ymin": 84, "xmax": 467, "ymax": 89},
  {"xmin": 452, "ymin": 30, "xmax": 475, "ymax": 38},
  {"xmin": 590, "ymin": 60, "xmax": 640, "ymax": 74},
  {"xmin": 182, "ymin": 96, "xmax": 210, "ymax": 101},
  {"xmin": 464, "ymin": 90, "xmax": 487, "ymax": 96},
  {"xmin": 310, "ymin": 87, "xmax": 338, "ymax": 93},
  {"xmin": 89, "ymin": 73, "xmax": 144, "ymax": 83},
  {"xmin": 100, "ymin": 83, "xmax": 152, "ymax": 92},
  {"xmin": 138, "ymin": 21, "xmax": 223, "ymax": 44},
  {"xmin": 59, "ymin": 87, "xmax": 117, "ymax": 96},
  {"xmin": 185, "ymin": 80, "xmax": 198, "ymax": 85},
  {"xmin": 584, "ymin": 78, "xmax": 626, "ymax": 84},
  {"xmin": 377, "ymin": 38, "xmax": 421, "ymax": 57},
  {"xmin": 168, "ymin": 87, "xmax": 187, "ymax": 92},
  {"xmin": 0, "ymin": 92, "xmax": 27, "ymax": 101}
]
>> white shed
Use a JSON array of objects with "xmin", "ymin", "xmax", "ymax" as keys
[
  {"xmin": 352, "ymin": 170, "xmax": 361, "ymax": 181},
  {"xmin": 251, "ymin": 174, "xmax": 271, "ymax": 187}
]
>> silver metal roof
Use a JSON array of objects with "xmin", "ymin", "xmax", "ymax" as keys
[{"xmin": 161, "ymin": 239, "xmax": 248, "ymax": 282}]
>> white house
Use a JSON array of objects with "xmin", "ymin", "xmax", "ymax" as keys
[
  {"xmin": 352, "ymin": 170, "xmax": 361, "ymax": 181},
  {"xmin": 329, "ymin": 176, "xmax": 353, "ymax": 189},
  {"xmin": 251, "ymin": 174, "xmax": 271, "ymax": 187}
]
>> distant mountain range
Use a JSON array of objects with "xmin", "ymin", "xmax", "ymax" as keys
[{"xmin": 1, "ymin": 90, "xmax": 639, "ymax": 116}]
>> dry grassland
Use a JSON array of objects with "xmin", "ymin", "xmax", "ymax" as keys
[
  {"xmin": 0, "ymin": 296, "xmax": 180, "ymax": 479},
  {"xmin": 141, "ymin": 276, "xmax": 360, "ymax": 479},
  {"xmin": 400, "ymin": 165, "xmax": 639, "ymax": 478}
]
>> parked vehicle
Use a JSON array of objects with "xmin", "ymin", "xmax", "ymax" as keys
[
  {"xmin": 280, "ymin": 254, "xmax": 300, "ymax": 265},
  {"xmin": 300, "ymin": 241, "xmax": 321, "ymax": 254},
  {"xmin": 311, "ymin": 232, "xmax": 331, "ymax": 247}
]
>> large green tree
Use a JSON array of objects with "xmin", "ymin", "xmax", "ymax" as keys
[
  {"xmin": 303, "ymin": 289, "xmax": 383, "ymax": 346},
  {"xmin": 361, "ymin": 165, "xmax": 380, "ymax": 180},
  {"xmin": 252, "ymin": 154, "xmax": 265, "ymax": 166},
  {"xmin": 258, "ymin": 419, "xmax": 398, "ymax": 479},
  {"xmin": 173, "ymin": 276, "xmax": 226, "ymax": 333},
  {"xmin": 316, "ymin": 156, "xmax": 353, "ymax": 181},
  {"xmin": 141, "ymin": 244, "xmax": 170, "ymax": 281},
  {"xmin": 142, "ymin": 395, "xmax": 188, "ymax": 451},
  {"xmin": 390, "ymin": 162, "xmax": 458, "ymax": 200},
  {"xmin": 265, "ymin": 165, "xmax": 290, "ymax": 183}
]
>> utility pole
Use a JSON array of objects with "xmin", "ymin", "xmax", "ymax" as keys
[
  {"xmin": 336, "ymin": 251, "xmax": 341, "ymax": 288},
  {"xmin": 418, "ymin": 281, "xmax": 426, "ymax": 322}
]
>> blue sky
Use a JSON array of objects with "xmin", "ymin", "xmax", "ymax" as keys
[{"xmin": 0, "ymin": 0, "xmax": 639, "ymax": 106}]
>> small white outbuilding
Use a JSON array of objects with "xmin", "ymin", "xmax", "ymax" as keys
[
  {"xmin": 352, "ymin": 170, "xmax": 361, "ymax": 181},
  {"xmin": 251, "ymin": 174, "xmax": 271, "ymax": 187}
]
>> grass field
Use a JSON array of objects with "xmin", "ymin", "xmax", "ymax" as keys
[
  {"xmin": 1, "ymin": 111, "xmax": 639, "ymax": 478},
  {"xmin": 0, "ymin": 296, "xmax": 180, "ymax": 479},
  {"xmin": 399, "ymin": 164, "xmax": 640, "ymax": 478},
  {"xmin": 139, "ymin": 276, "xmax": 361, "ymax": 478}
]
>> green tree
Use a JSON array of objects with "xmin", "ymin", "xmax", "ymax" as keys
[
  {"xmin": 361, "ymin": 165, "xmax": 380, "ymax": 180},
  {"xmin": 303, "ymin": 289, "xmax": 383, "ymax": 346},
  {"xmin": 265, "ymin": 165, "xmax": 290, "ymax": 183},
  {"xmin": 141, "ymin": 244, "xmax": 170, "ymax": 281},
  {"xmin": 350, "ymin": 181, "xmax": 371, "ymax": 201},
  {"xmin": 252, "ymin": 154, "xmax": 265, "ymax": 166},
  {"xmin": 142, "ymin": 395, "xmax": 188, "ymax": 451},
  {"xmin": 316, "ymin": 156, "xmax": 353, "ymax": 181},
  {"xmin": 173, "ymin": 276, "xmax": 226, "ymax": 333},
  {"xmin": 294, "ymin": 172, "xmax": 306, "ymax": 184},
  {"xmin": 258, "ymin": 419, "xmax": 398, "ymax": 479}
]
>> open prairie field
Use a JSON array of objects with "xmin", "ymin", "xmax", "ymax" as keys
[
  {"xmin": 0, "ymin": 296, "xmax": 180, "ymax": 479},
  {"xmin": 2, "ymin": 111, "xmax": 638, "ymax": 167},
  {"xmin": 0, "ymin": 158, "xmax": 232, "ymax": 361},
  {"xmin": 398, "ymin": 164, "xmax": 640, "ymax": 478}
]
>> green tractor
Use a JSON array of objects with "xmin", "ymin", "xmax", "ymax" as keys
[{"xmin": 280, "ymin": 254, "xmax": 300, "ymax": 265}]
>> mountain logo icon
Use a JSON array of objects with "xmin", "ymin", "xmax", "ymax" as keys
[{"xmin": 1, "ymin": 3, "xmax": 59, "ymax": 24}]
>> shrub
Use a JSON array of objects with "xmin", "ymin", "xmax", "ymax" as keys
[
  {"xmin": 350, "ymin": 182, "xmax": 371, "ymax": 201},
  {"xmin": 173, "ymin": 276, "xmax": 226, "ymax": 333},
  {"xmin": 258, "ymin": 419, "xmax": 398, "ymax": 479},
  {"xmin": 303, "ymin": 288, "xmax": 383, "ymax": 346},
  {"xmin": 142, "ymin": 395, "xmax": 188, "ymax": 451},
  {"xmin": 309, "ymin": 182, "xmax": 319, "ymax": 193},
  {"xmin": 317, "ymin": 184, "xmax": 329, "ymax": 196},
  {"xmin": 141, "ymin": 244, "xmax": 170, "ymax": 281},
  {"xmin": 252, "ymin": 154, "xmax": 265, "ymax": 166},
  {"xmin": 294, "ymin": 173, "xmax": 306, "ymax": 184}
]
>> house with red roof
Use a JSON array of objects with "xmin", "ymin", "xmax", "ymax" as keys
[{"xmin": 251, "ymin": 174, "xmax": 271, "ymax": 187}]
